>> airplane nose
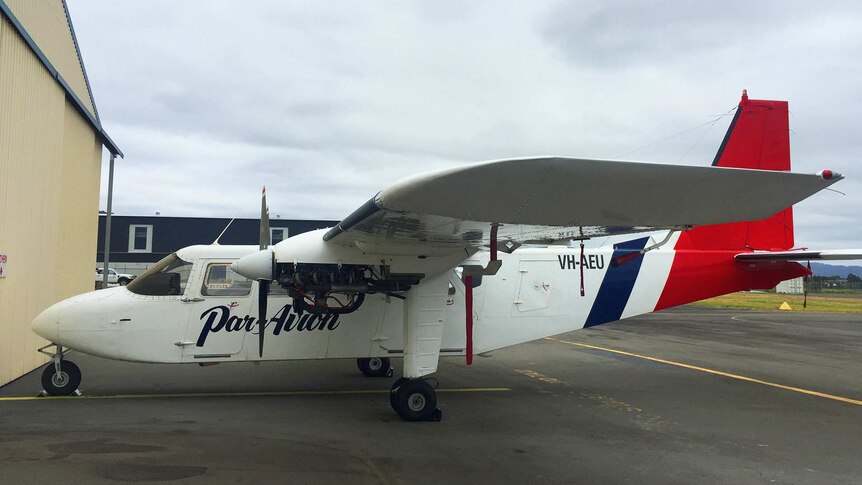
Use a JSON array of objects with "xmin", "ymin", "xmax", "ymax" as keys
[
  {"xmin": 31, "ymin": 305, "xmax": 59, "ymax": 341},
  {"xmin": 231, "ymin": 248, "xmax": 274, "ymax": 280}
]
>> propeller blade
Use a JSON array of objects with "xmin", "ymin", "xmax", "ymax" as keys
[
  {"xmin": 260, "ymin": 186, "xmax": 270, "ymax": 250},
  {"xmin": 258, "ymin": 279, "xmax": 269, "ymax": 357},
  {"xmin": 256, "ymin": 187, "xmax": 272, "ymax": 357}
]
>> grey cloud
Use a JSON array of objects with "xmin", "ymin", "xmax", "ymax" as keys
[
  {"xmin": 541, "ymin": 1, "xmax": 859, "ymax": 69},
  {"xmin": 60, "ymin": 0, "xmax": 862, "ymax": 253}
]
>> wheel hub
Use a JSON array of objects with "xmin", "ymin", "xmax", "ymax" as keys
[
  {"xmin": 407, "ymin": 392, "xmax": 426, "ymax": 412},
  {"xmin": 51, "ymin": 371, "xmax": 69, "ymax": 388},
  {"xmin": 368, "ymin": 358, "xmax": 382, "ymax": 371}
]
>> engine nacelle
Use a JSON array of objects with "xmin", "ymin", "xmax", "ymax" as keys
[{"xmin": 229, "ymin": 228, "xmax": 470, "ymax": 315}]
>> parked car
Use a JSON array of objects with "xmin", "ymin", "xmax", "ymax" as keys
[{"xmin": 95, "ymin": 267, "xmax": 136, "ymax": 287}]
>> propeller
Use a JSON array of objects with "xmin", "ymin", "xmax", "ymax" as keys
[
  {"xmin": 230, "ymin": 188, "xmax": 276, "ymax": 357},
  {"xmin": 257, "ymin": 187, "xmax": 271, "ymax": 358}
]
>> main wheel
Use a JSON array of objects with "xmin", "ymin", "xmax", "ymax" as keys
[
  {"xmin": 390, "ymin": 377, "xmax": 408, "ymax": 408},
  {"xmin": 391, "ymin": 378, "xmax": 438, "ymax": 422},
  {"xmin": 357, "ymin": 357, "xmax": 392, "ymax": 377},
  {"xmin": 41, "ymin": 361, "xmax": 81, "ymax": 396},
  {"xmin": 118, "ymin": 278, "xmax": 129, "ymax": 286}
]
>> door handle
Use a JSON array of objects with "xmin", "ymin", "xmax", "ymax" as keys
[{"xmin": 180, "ymin": 297, "xmax": 205, "ymax": 303}]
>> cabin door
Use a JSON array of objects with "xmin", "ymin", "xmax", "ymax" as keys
[{"xmin": 182, "ymin": 261, "xmax": 253, "ymax": 358}]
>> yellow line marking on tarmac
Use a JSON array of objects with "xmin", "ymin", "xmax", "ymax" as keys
[
  {"xmin": 514, "ymin": 369, "xmax": 565, "ymax": 384},
  {"xmin": 546, "ymin": 337, "xmax": 862, "ymax": 407},
  {"xmin": 0, "ymin": 387, "xmax": 510, "ymax": 402}
]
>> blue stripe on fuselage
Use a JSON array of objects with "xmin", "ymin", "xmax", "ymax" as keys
[{"xmin": 584, "ymin": 237, "xmax": 650, "ymax": 327}]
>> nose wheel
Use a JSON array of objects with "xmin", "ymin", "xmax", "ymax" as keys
[
  {"xmin": 37, "ymin": 344, "xmax": 81, "ymax": 396},
  {"xmin": 41, "ymin": 360, "xmax": 81, "ymax": 396}
]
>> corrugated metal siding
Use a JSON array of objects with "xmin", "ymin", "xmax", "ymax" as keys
[
  {"xmin": 4, "ymin": 0, "xmax": 97, "ymax": 118},
  {"xmin": 0, "ymin": 13, "xmax": 102, "ymax": 386}
]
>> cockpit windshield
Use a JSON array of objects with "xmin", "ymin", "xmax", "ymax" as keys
[{"xmin": 126, "ymin": 253, "xmax": 193, "ymax": 296}]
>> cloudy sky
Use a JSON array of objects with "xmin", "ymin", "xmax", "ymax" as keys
[{"xmin": 68, "ymin": 0, "xmax": 861, "ymax": 250}]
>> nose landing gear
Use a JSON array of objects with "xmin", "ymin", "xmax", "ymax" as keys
[{"xmin": 37, "ymin": 344, "xmax": 81, "ymax": 396}]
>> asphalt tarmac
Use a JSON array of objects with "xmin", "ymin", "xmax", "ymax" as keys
[{"xmin": 1, "ymin": 307, "xmax": 860, "ymax": 484}]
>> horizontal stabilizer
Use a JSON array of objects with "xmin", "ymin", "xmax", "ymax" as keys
[{"xmin": 735, "ymin": 250, "xmax": 862, "ymax": 262}]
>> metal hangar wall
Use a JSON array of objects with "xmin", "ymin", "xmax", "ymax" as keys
[{"xmin": 0, "ymin": 0, "xmax": 121, "ymax": 386}]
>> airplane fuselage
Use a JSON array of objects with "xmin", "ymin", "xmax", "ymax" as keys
[{"xmin": 31, "ymin": 233, "xmax": 804, "ymax": 366}]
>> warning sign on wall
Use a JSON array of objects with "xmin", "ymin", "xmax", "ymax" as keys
[{"xmin": 0, "ymin": 253, "xmax": 7, "ymax": 278}]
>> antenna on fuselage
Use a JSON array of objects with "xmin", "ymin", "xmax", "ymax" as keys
[{"xmin": 212, "ymin": 218, "xmax": 236, "ymax": 245}]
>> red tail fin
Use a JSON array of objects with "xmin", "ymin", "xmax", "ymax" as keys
[
  {"xmin": 655, "ymin": 92, "xmax": 808, "ymax": 311},
  {"xmin": 679, "ymin": 90, "xmax": 794, "ymax": 251}
]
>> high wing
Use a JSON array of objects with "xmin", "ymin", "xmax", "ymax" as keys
[
  {"xmin": 323, "ymin": 157, "xmax": 840, "ymax": 254},
  {"xmin": 735, "ymin": 250, "xmax": 862, "ymax": 262}
]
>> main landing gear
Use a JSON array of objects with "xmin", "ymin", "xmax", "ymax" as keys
[
  {"xmin": 390, "ymin": 378, "xmax": 442, "ymax": 422},
  {"xmin": 38, "ymin": 344, "xmax": 81, "ymax": 396},
  {"xmin": 356, "ymin": 357, "xmax": 393, "ymax": 377},
  {"xmin": 357, "ymin": 359, "xmax": 440, "ymax": 421}
]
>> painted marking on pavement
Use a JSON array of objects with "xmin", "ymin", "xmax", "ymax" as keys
[
  {"xmin": 547, "ymin": 337, "xmax": 862, "ymax": 407},
  {"xmin": 514, "ymin": 369, "xmax": 565, "ymax": 384},
  {"xmin": 0, "ymin": 387, "xmax": 510, "ymax": 402},
  {"xmin": 580, "ymin": 392, "xmax": 642, "ymax": 413},
  {"xmin": 515, "ymin": 368, "xmax": 653, "ymax": 420}
]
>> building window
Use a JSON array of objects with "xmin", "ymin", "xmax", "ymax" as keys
[
  {"xmin": 271, "ymin": 227, "xmax": 287, "ymax": 245},
  {"xmin": 128, "ymin": 225, "xmax": 153, "ymax": 253}
]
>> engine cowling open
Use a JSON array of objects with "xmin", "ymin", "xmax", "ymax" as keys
[{"xmin": 275, "ymin": 262, "xmax": 424, "ymax": 314}]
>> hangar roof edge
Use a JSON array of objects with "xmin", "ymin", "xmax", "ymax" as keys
[{"xmin": 0, "ymin": 0, "xmax": 123, "ymax": 157}]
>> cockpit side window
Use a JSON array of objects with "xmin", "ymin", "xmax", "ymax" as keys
[
  {"xmin": 202, "ymin": 263, "xmax": 252, "ymax": 296},
  {"xmin": 127, "ymin": 254, "xmax": 193, "ymax": 296}
]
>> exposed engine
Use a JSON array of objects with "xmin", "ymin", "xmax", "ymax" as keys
[{"xmin": 275, "ymin": 262, "xmax": 424, "ymax": 315}]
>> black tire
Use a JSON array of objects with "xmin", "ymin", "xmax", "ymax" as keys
[
  {"xmin": 390, "ymin": 377, "xmax": 408, "ymax": 408},
  {"xmin": 41, "ymin": 361, "xmax": 81, "ymax": 396},
  {"xmin": 118, "ymin": 278, "xmax": 129, "ymax": 286},
  {"xmin": 357, "ymin": 357, "xmax": 391, "ymax": 377},
  {"xmin": 391, "ymin": 378, "xmax": 437, "ymax": 422}
]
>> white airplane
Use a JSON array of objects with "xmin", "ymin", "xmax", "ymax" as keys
[{"xmin": 31, "ymin": 92, "xmax": 862, "ymax": 421}]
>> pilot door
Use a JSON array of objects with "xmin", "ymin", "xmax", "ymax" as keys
[{"xmin": 182, "ymin": 261, "xmax": 254, "ymax": 359}]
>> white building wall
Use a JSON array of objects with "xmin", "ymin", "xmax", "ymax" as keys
[{"xmin": 776, "ymin": 277, "xmax": 804, "ymax": 295}]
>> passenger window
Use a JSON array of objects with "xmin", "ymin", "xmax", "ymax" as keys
[{"xmin": 202, "ymin": 263, "xmax": 252, "ymax": 296}]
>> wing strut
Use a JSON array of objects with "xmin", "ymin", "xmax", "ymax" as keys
[
  {"xmin": 465, "ymin": 275, "xmax": 473, "ymax": 366},
  {"xmin": 490, "ymin": 223, "xmax": 499, "ymax": 262},
  {"xmin": 463, "ymin": 223, "xmax": 500, "ymax": 366}
]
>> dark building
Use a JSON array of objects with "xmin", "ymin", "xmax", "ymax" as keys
[{"xmin": 96, "ymin": 215, "xmax": 338, "ymax": 274}]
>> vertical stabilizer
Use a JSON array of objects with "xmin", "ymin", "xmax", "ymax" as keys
[
  {"xmin": 655, "ymin": 92, "xmax": 806, "ymax": 311},
  {"xmin": 680, "ymin": 90, "xmax": 794, "ymax": 251}
]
